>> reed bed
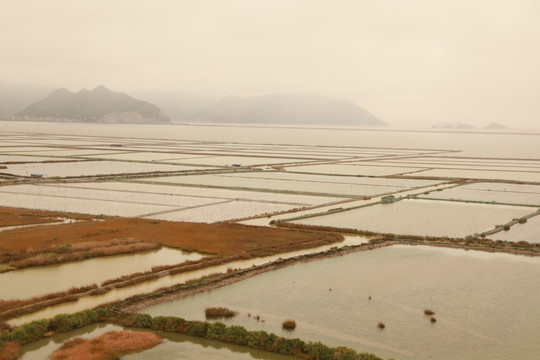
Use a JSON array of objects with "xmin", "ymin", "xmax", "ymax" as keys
[
  {"xmin": 8, "ymin": 239, "xmax": 159, "ymax": 269},
  {"xmin": 51, "ymin": 330, "xmax": 163, "ymax": 360},
  {"xmin": 0, "ymin": 341, "xmax": 20, "ymax": 360}
]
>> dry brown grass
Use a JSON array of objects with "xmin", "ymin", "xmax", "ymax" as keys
[
  {"xmin": 0, "ymin": 341, "xmax": 20, "ymax": 360},
  {"xmin": 0, "ymin": 207, "xmax": 342, "ymax": 257},
  {"xmin": 0, "ymin": 208, "xmax": 80, "ymax": 227},
  {"xmin": 0, "ymin": 285, "xmax": 96, "ymax": 320},
  {"xmin": 7, "ymin": 239, "xmax": 159, "ymax": 269},
  {"xmin": 52, "ymin": 330, "xmax": 162, "ymax": 360}
]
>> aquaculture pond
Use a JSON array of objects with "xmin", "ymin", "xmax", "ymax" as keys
[
  {"xmin": 7, "ymin": 239, "xmax": 369, "ymax": 326},
  {"xmin": 291, "ymin": 199, "xmax": 532, "ymax": 238},
  {"xmin": 18, "ymin": 323, "xmax": 294, "ymax": 360},
  {"xmin": 141, "ymin": 245, "xmax": 540, "ymax": 360},
  {"xmin": 490, "ymin": 215, "xmax": 540, "ymax": 243},
  {"xmin": 421, "ymin": 182, "xmax": 540, "ymax": 206},
  {"xmin": 0, "ymin": 247, "xmax": 203, "ymax": 300}
]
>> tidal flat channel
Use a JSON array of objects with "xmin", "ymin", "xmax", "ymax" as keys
[{"xmin": 0, "ymin": 247, "xmax": 203, "ymax": 300}]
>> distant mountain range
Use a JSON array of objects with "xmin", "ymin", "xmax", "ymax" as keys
[
  {"xmin": 196, "ymin": 94, "xmax": 386, "ymax": 126},
  {"xmin": 14, "ymin": 86, "xmax": 170, "ymax": 124},
  {"xmin": 2, "ymin": 83, "xmax": 385, "ymax": 126}
]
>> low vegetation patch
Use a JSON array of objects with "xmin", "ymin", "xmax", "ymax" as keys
[
  {"xmin": 0, "ymin": 208, "xmax": 342, "ymax": 260},
  {"xmin": 377, "ymin": 322, "xmax": 385, "ymax": 329},
  {"xmin": 282, "ymin": 319, "xmax": 296, "ymax": 330},
  {"xmin": 205, "ymin": 307, "xmax": 237, "ymax": 319},
  {"xmin": 0, "ymin": 341, "xmax": 20, "ymax": 360},
  {"xmin": 51, "ymin": 330, "xmax": 162, "ymax": 360},
  {"xmin": 424, "ymin": 309, "xmax": 435, "ymax": 316}
]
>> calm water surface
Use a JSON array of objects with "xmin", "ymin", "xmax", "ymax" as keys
[
  {"xmin": 142, "ymin": 245, "xmax": 540, "ymax": 360},
  {"xmin": 7, "ymin": 238, "xmax": 368, "ymax": 326},
  {"xmin": 0, "ymin": 247, "xmax": 203, "ymax": 300},
  {"xmin": 2, "ymin": 121, "xmax": 540, "ymax": 158}
]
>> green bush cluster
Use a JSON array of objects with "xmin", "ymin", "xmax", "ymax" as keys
[
  {"xmin": 1, "ymin": 319, "xmax": 49, "ymax": 345},
  {"xmin": 125, "ymin": 314, "xmax": 383, "ymax": 359},
  {"xmin": 49, "ymin": 310, "xmax": 99, "ymax": 333},
  {"xmin": 1, "ymin": 309, "xmax": 382, "ymax": 360}
]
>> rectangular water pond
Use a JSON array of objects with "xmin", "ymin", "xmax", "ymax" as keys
[
  {"xmin": 140, "ymin": 245, "xmax": 540, "ymax": 360},
  {"xmin": 290, "ymin": 199, "xmax": 532, "ymax": 238},
  {"xmin": 421, "ymin": 183, "xmax": 540, "ymax": 206}
]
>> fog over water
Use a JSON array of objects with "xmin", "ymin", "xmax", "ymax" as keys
[{"xmin": 1, "ymin": 0, "xmax": 540, "ymax": 129}]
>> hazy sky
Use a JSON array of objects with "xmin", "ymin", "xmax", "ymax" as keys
[{"xmin": 1, "ymin": 0, "xmax": 539, "ymax": 128}]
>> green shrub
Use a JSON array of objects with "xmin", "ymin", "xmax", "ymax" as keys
[
  {"xmin": 188, "ymin": 321, "xmax": 209, "ymax": 337},
  {"xmin": 333, "ymin": 346, "xmax": 359, "ymax": 360},
  {"xmin": 50, "ymin": 311, "xmax": 98, "ymax": 333},
  {"xmin": 151, "ymin": 316, "xmax": 184, "ymax": 332},
  {"xmin": 19, "ymin": 320, "xmax": 49, "ymax": 344},
  {"xmin": 6, "ymin": 327, "xmax": 27, "ymax": 345},
  {"xmin": 204, "ymin": 307, "xmax": 237, "ymax": 319},
  {"xmin": 282, "ymin": 319, "xmax": 296, "ymax": 330},
  {"xmin": 223, "ymin": 325, "xmax": 249, "ymax": 345},
  {"xmin": 5, "ymin": 319, "xmax": 49, "ymax": 345},
  {"xmin": 247, "ymin": 330, "xmax": 276, "ymax": 351},
  {"xmin": 357, "ymin": 352, "xmax": 384, "ymax": 360},
  {"xmin": 306, "ymin": 341, "xmax": 335, "ymax": 360},
  {"xmin": 206, "ymin": 322, "xmax": 226, "ymax": 341},
  {"xmin": 271, "ymin": 336, "xmax": 306, "ymax": 355},
  {"xmin": 137, "ymin": 313, "xmax": 155, "ymax": 328}
]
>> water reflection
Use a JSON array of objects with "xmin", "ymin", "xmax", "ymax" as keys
[
  {"xmin": 0, "ymin": 247, "xmax": 203, "ymax": 300},
  {"xmin": 8, "ymin": 237, "xmax": 368, "ymax": 326},
  {"xmin": 142, "ymin": 245, "xmax": 540, "ymax": 360}
]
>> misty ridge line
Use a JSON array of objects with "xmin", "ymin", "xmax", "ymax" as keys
[
  {"xmin": 1, "ymin": 82, "xmax": 508, "ymax": 129},
  {"xmin": 2, "ymin": 82, "xmax": 385, "ymax": 127}
]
